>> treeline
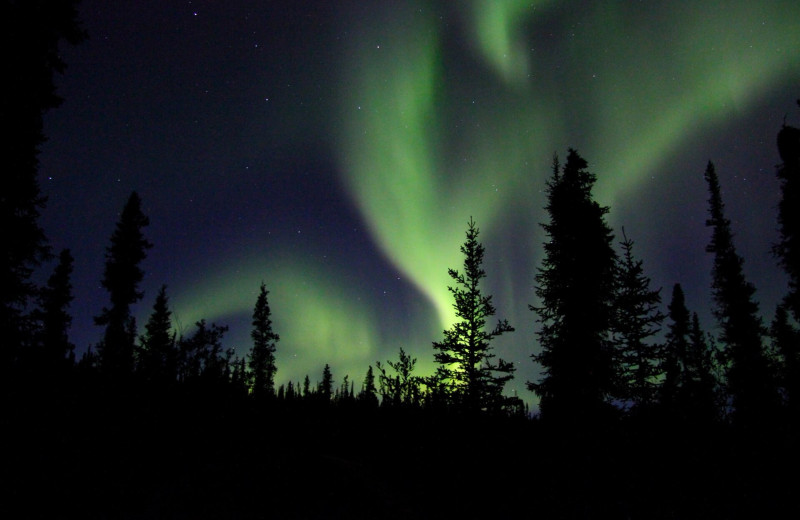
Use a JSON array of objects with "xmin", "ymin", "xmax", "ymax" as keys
[
  {"xmin": 4, "ymin": 3, "xmax": 800, "ymax": 516},
  {"xmin": 3, "ymin": 0, "xmax": 798, "ymax": 428},
  {"xmin": 9, "ymin": 120, "xmax": 799, "ymax": 430}
]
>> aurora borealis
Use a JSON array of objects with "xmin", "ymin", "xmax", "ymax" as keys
[{"xmin": 39, "ymin": 0, "xmax": 800, "ymax": 406}]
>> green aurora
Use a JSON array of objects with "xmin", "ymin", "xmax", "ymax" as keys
[{"xmin": 151, "ymin": 1, "xmax": 800, "ymax": 401}]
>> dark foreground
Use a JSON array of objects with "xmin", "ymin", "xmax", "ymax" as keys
[{"xmin": 4, "ymin": 380, "xmax": 798, "ymax": 519}]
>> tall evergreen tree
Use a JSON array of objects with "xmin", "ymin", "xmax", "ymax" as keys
[
  {"xmin": 1, "ymin": 1, "xmax": 85, "ymax": 369},
  {"xmin": 686, "ymin": 312, "xmax": 719, "ymax": 421},
  {"xmin": 137, "ymin": 285, "xmax": 176, "ymax": 384},
  {"xmin": 773, "ymin": 110, "xmax": 800, "ymax": 418},
  {"xmin": 247, "ymin": 283, "xmax": 279, "ymax": 398},
  {"xmin": 34, "ymin": 248, "xmax": 75, "ymax": 374},
  {"xmin": 318, "ymin": 364, "xmax": 334, "ymax": 402},
  {"xmin": 660, "ymin": 284, "xmax": 691, "ymax": 410},
  {"xmin": 358, "ymin": 365, "xmax": 378, "ymax": 407},
  {"xmin": 775, "ymin": 110, "xmax": 800, "ymax": 321},
  {"xmin": 612, "ymin": 230, "xmax": 665, "ymax": 409},
  {"xmin": 230, "ymin": 356, "xmax": 249, "ymax": 396},
  {"xmin": 704, "ymin": 161, "xmax": 777, "ymax": 424},
  {"xmin": 529, "ymin": 150, "xmax": 617, "ymax": 422},
  {"xmin": 771, "ymin": 303, "xmax": 800, "ymax": 415},
  {"xmin": 432, "ymin": 217, "xmax": 515, "ymax": 413},
  {"xmin": 95, "ymin": 192, "xmax": 152, "ymax": 377}
]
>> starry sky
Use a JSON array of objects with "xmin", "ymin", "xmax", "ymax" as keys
[{"xmin": 38, "ymin": 0, "xmax": 800, "ymax": 406}]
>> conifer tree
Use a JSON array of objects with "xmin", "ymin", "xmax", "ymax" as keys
[
  {"xmin": 319, "ymin": 364, "xmax": 333, "ymax": 402},
  {"xmin": 661, "ymin": 284, "xmax": 690, "ymax": 410},
  {"xmin": 771, "ymin": 303, "xmax": 799, "ymax": 414},
  {"xmin": 358, "ymin": 365, "xmax": 378, "ymax": 407},
  {"xmin": 773, "ymin": 111, "xmax": 800, "ymax": 418},
  {"xmin": 230, "ymin": 357, "xmax": 249, "ymax": 396},
  {"xmin": 529, "ymin": 150, "xmax": 617, "ymax": 422},
  {"xmin": 95, "ymin": 192, "xmax": 152, "ymax": 377},
  {"xmin": 433, "ymin": 218, "xmax": 515, "ymax": 413},
  {"xmin": 376, "ymin": 348, "xmax": 422, "ymax": 407},
  {"xmin": 137, "ymin": 285, "xmax": 176, "ymax": 384},
  {"xmin": 704, "ymin": 161, "xmax": 777, "ymax": 424},
  {"xmin": 686, "ymin": 312, "xmax": 719, "ymax": 421},
  {"xmin": 612, "ymin": 230, "xmax": 665, "ymax": 409},
  {"xmin": 36, "ymin": 249, "xmax": 75, "ymax": 373},
  {"xmin": 775, "ymin": 111, "xmax": 800, "ymax": 320},
  {"xmin": 177, "ymin": 320, "xmax": 229, "ymax": 384},
  {"xmin": 248, "ymin": 283, "xmax": 279, "ymax": 398},
  {"xmin": 1, "ymin": 1, "xmax": 85, "ymax": 368}
]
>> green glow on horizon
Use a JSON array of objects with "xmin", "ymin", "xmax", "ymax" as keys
[
  {"xmin": 165, "ymin": 253, "xmax": 386, "ymax": 387},
  {"xmin": 164, "ymin": 1, "xmax": 800, "ymax": 405}
]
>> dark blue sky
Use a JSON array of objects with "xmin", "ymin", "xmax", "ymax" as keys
[{"xmin": 38, "ymin": 0, "xmax": 800, "ymax": 406}]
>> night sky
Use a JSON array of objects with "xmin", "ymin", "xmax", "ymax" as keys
[{"xmin": 38, "ymin": 0, "xmax": 800, "ymax": 407}]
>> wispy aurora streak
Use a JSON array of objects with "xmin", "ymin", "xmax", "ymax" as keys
[
  {"xmin": 469, "ymin": 0, "xmax": 551, "ymax": 86},
  {"xmin": 165, "ymin": 1, "xmax": 799, "ymax": 393},
  {"xmin": 336, "ymin": 0, "xmax": 800, "ymax": 331}
]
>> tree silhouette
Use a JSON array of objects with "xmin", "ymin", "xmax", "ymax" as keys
[
  {"xmin": 660, "ymin": 284, "xmax": 690, "ymax": 410},
  {"xmin": 36, "ymin": 248, "xmax": 75, "ymax": 371},
  {"xmin": 529, "ymin": 150, "xmax": 617, "ymax": 422},
  {"xmin": 137, "ymin": 285, "xmax": 177, "ymax": 385},
  {"xmin": 773, "ymin": 110, "xmax": 800, "ymax": 419},
  {"xmin": 95, "ymin": 192, "xmax": 152, "ymax": 378},
  {"xmin": 177, "ymin": 319, "xmax": 230, "ymax": 386},
  {"xmin": 686, "ymin": 312, "xmax": 719, "ymax": 421},
  {"xmin": 248, "ymin": 282, "xmax": 279, "ymax": 398},
  {"xmin": 775, "ymin": 112, "xmax": 800, "ymax": 321},
  {"xmin": 318, "ymin": 363, "xmax": 334, "ymax": 402},
  {"xmin": 771, "ymin": 303, "xmax": 800, "ymax": 416},
  {"xmin": 433, "ymin": 217, "xmax": 515, "ymax": 414},
  {"xmin": 1, "ymin": 0, "xmax": 85, "ymax": 371},
  {"xmin": 704, "ymin": 161, "xmax": 777, "ymax": 424},
  {"xmin": 358, "ymin": 365, "xmax": 378, "ymax": 407},
  {"xmin": 612, "ymin": 230, "xmax": 665, "ymax": 410},
  {"xmin": 376, "ymin": 348, "xmax": 422, "ymax": 408}
]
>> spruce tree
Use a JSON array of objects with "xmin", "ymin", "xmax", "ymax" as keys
[
  {"xmin": 529, "ymin": 150, "xmax": 617, "ymax": 422},
  {"xmin": 773, "ymin": 110, "xmax": 800, "ymax": 418},
  {"xmin": 686, "ymin": 312, "xmax": 719, "ymax": 421},
  {"xmin": 33, "ymin": 248, "xmax": 75, "ymax": 376},
  {"xmin": 376, "ymin": 348, "xmax": 422, "ymax": 408},
  {"xmin": 775, "ymin": 111, "xmax": 800, "ymax": 320},
  {"xmin": 771, "ymin": 303, "xmax": 800, "ymax": 415},
  {"xmin": 660, "ymin": 284, "xmax": 691, "ymax": 411},
  {"xmin": 612, "ymin": 230, "xmax": 665, "ymax": 409},
  {"xmin": 432, "ymin": 217, "xmax": 515, "ymax": 413},
  {"xmin": 137, "ymin": 285, "xmax": 176, "ymax": 384},
  {"xmin": 177, "ymin": 319, "xmax": 229, "ymax": 385},
  {"xmin": 319, "ymin": 364, "xmax": 333, "ymax": 402},
  {"xmin": 1, "ymin": 1, "xmax": 84, "ymax": 369},
  {"xmin": 358, "ymin": 365, "xmax": 378, "ymax": 407},
  {"xmin": 704, "ymin": 161, "xmax": 777, "ymax": 424},
  {"xmin": 247, "ymin": 283, "xmax": 279, "ymax": 398},
  {"xmin": 95, "ymin": 192, "xmax": 152, "ymax": 377}
]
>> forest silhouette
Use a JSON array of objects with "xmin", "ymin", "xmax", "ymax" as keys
[{"xmin": 3, "ymin": 2, "xmax": 800, "ymax": 518}]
